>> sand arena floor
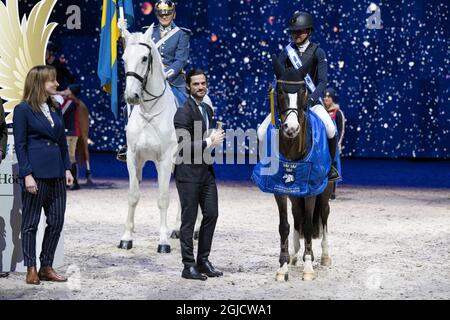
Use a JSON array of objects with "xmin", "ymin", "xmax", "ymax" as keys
[{"xmin": 1, "ymin": 179, "xmax": 449, "ymax": 300}]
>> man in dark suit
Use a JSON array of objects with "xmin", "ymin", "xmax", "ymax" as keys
[{"xmin": 174, "ymin": 69, "xmax": 225, "ymax": 281}]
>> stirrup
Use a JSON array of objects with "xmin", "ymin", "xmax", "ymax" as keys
[
  {"xmin": 328, "ymin": 166, "xmax": 341, "ymax": 182},
  {"xmin": 116, "ymin": 147, "xmax": 127, "ymax": 162}
]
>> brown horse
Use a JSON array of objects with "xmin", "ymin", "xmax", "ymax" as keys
[{"xmin": 268, "ymin": 56, "xmax": 333, "ymax": 281}]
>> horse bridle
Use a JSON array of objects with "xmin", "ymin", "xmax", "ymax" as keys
[
  {"xmin": 125, "ymin": 42, "xmax": 167, "ymax": 103},
  {"xmin": 276, "ymin": 80, "xmax": 305, "ymax": 122}
]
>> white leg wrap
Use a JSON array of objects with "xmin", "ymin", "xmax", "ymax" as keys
[{"xmin": 310, "ymin": 104, "xmax": 336, "ymax": 138}]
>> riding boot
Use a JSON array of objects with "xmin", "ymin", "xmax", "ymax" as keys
[
  {"xmin": 116, "ymin": 145, "xmax": 127, "ymax": 162},
  {"xmin": 70, "ymin": 163, "xmax": 81, "ymax": 190},
  {"xmin": 327, "ymin": 135, "xmax": 341, "ymax": 182}
]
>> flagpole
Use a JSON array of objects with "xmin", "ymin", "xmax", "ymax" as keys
[
  {"xmin": 117, "ymin": 0, "xmax": 131, "ymax": 124},
  {"xmin": 117, "ymin": 0, "xmax": 125, "ymax": 31}
]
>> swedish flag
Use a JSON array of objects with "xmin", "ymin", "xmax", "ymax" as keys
[{"xmin": 97, "ymin": 0, "xmax": 134, "ymax": 118}]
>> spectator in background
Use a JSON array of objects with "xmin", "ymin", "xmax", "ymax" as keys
[
  {"xmin": 46, "ymin": 41, "xmax": 76, "ymax": 91},
  {"xmin": 324, "ymin": 88, "xmax": 345, "ymax": 199},
  {"xmin": 60, "ymin": 84, "xmax": 83, "ymax": 190},
  {"xmin": 13, "ymin": 65, "xmax": 73, "ymax": 285},
  {"xmin": 73, "ymin": 87, "xmax": 94, "ymax": 186}
]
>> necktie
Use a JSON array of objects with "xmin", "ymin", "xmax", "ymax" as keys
[{"xmin": 200, "ymin": 103, "xmax": 208, "ymax": 128}]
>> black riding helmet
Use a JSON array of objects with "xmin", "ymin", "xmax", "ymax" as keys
[{"xmin": 288, "ymin": 11, "xmax": 314, "ymax": 32}]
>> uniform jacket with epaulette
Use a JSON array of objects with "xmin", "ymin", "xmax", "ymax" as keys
[{"xmin": 149, "ymin": 22, "xmax": 191, "ymax": 88}]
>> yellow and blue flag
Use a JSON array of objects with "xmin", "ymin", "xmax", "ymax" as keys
[{"xmin": 97, "ymin": 0, "xmax": 134, "ymax": 118}]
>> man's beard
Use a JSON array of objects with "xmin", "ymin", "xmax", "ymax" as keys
[{"xmin": 192, "ymin": 91, "xmax": 205, "ymax": 100}]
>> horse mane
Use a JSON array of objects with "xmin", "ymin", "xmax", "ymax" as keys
[
  {"xmin": 126, "ymin": 32, "xmax": 145, "ymax": 45},
  {"xmin": 126, "ymin": 31, "xmax": 165, "ymax": 78}
]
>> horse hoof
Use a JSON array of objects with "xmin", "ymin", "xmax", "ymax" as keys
[
  {"xmin": 290, "ymin": 256, "xmax": 298, "ymax": 266},
  {"xmin": 118, "ymin": 240, "xmax": 133, "ymax": 250},
  {"xmin": 275, "ymin": 273, "xmax": 289, "ymax": 282},
  {"xmin": 302, "ymin": 272, "xmax": 315, "ymax": 281},
  {"xmin": 170, "ymin": 230, "xmax": 180, "ymax": 239},
  {"xmin": 321, "ymin": 256, "xmax": 332, "ymax": 266},
  {"xmin": 157, "ymin": 244, "xmax": 171, "ymax": 253},
  {"xmin": 194, "ymin": 231, "xmax": 199, "ymax": 240}
]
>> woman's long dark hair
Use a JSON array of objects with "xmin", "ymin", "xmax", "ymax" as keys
[{"xmin": 22, "ymin": 65, "xmax": 58, "ymax": 113}]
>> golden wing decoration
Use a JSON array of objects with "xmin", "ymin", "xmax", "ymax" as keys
[{"xmin": 0, "ymin": 0, "xmax": 58, "ymax": 124}]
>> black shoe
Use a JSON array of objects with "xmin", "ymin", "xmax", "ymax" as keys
[
  {"xmin": 0, "ymin": 272, "xmax": 9, "ymax": 278},
  {"xmin": 116, "ymin": 146, "xmax": 127, "ymax": 162},
  {"xmin": 197, "ymin": 261, "xmax": 223, "ymax": 277},
  {"xmin": 181, "ymin": 266, "xmax": 207, "ymax": 281},
  {"xmin": 330, "ymin": 193, "xmax": 336, "ymax": 200},
  {"xmin": 328, "ymin": 165, "xmax": 341, "ymax": 182},
  {"xmin": 69, "ymin": 183, "xmax": 81, "ymax": 190}
]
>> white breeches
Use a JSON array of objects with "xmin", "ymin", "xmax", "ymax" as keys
[
  {"xmin": 257, "ymin": 114, "xmax": 272, "ymax": 142},
  {"xmin": 310, "ymin": 104, "xmax": 336, "ymax": 139}
]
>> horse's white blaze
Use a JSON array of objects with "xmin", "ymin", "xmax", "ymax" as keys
[
  {"xmin": 120, "ymin": 26, "xmax": 178, "ymax": 250},
  {"xmin": 285, "ymin": 93, "xmax": 299, "ymax": 134}
]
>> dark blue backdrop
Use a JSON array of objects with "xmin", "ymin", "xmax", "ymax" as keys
[{"xmin": 18, "ymin": 0, "xmax": 450, "ymax": 158}]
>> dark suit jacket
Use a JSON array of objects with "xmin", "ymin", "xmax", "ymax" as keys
[
  {"xmin": 13, "ymin": 102, "xmax": 71, "ymax": 178},
  {"xmin": 173, "ymin": 97, "xmax": 215, "ymax": 183},
  {"xmin": 0, "ymin": 99, "xmax": 7, "ymax": 159}
]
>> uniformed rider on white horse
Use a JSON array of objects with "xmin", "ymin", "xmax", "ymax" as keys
[{"xmin": 117, "ymin": 0, "xmax": 191, "ymax": 161}]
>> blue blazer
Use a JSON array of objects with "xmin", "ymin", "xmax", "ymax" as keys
[
  {"xmin": 13, "ymin": 102, "xmax": 71, "ymax": 178},
  {"xmin": 151, "ymin": 22, "xmax": 190, "ymax": 88}
]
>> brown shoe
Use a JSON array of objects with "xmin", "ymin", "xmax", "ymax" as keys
[
  {"xmin": 26, "ymin": 266, "xmax": 40, "ymax": 285},
  {"xmin": 38, "ymin": 266, "xmax": 67, "ymax": 282}
]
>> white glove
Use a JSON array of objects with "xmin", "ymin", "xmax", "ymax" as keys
[
  {"xmin": 118, "ymin": 18, "xmax": 128, "ymax": 31},
  {"xmin": 164, "ymin": 69, "xmax": 175, "ymax": 79}
]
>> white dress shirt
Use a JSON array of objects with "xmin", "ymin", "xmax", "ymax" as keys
[
  {"xmin": 40, "ymin": 103, "xmax": 54, "ymax": 127},
  {"xmin": 191, "ymin": 96, "xmax": 212, "ymax": 148}
]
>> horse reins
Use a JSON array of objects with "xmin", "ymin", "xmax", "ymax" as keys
[
  {"xmin": 273, "ymin": 79, "xmax": 308, "ymax": 153},
  {"xmin": 275, "ymin": 79, "xmax": 305, "ymax": 119},
  {"xmin": 125, "ymin": 42, "xmax": 167, "ymax": 103}
]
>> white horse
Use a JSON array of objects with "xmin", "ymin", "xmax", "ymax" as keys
[{"xmin": 118, "ymin": 26, "xmax": 178, "ymax": 253}]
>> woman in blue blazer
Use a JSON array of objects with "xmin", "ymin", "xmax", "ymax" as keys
[{"xmin": 13, "ymin": 65, "xmax": 73, "ymax": 285}]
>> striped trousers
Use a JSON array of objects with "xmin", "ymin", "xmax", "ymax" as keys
[{"xmin": 21, "ymin": 178, "xmax": 66, "ymax": 267}]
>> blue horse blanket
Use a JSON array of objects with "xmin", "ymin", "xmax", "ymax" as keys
[{"xmin": 252, "ymin": 112, "xmax": 341, "ymax": 197}]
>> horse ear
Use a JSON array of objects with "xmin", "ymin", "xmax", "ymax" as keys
[
  {"xmin": 144, "ymin": 23, "xmax": 154, "ymax": 43},
  {"xmin": 272, "ymin": 54, "xmax": 285, "ymax": 79}
]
